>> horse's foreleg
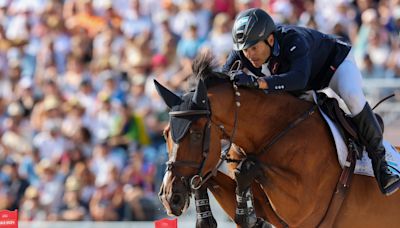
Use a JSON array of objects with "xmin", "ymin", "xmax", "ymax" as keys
[
  {"xmin": 194, "ymin": 187, "xmax": 217, "ymax": 228},
  {"xmin": 208, "ymin": 171, "xmax": 275, "ymax": 228}
]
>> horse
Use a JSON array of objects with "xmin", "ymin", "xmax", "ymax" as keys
[{"xmin": 156, "ymin": 53, "xmax": 400, "ymax": 228}]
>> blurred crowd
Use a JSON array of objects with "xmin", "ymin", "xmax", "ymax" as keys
[{"xmin": 0, "ymin": 0, "xmax": 399, "ymax": 222}]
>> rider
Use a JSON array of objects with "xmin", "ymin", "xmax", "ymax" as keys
[{"xmin": 222, "ymin": 8, "xmax": 400, "ymax": 195}]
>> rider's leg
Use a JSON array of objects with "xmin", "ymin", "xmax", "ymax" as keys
[{"xmin": 328, "ymin": 51, "xmax": 400, "ymax": 195}]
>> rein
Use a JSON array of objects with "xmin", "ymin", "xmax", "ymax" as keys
[{"xmin": 256, "ymin": 103, "xmax": 318, "ymax": 157}]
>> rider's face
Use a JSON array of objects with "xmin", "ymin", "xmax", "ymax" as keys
[{"xmin": 242, "ymin": 35, "xmax": 274, "ymax": 68}]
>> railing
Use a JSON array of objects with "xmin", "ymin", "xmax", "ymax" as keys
[{"xmin": 363, "ymin": 78, "xmax": 400, "ymax": 124}]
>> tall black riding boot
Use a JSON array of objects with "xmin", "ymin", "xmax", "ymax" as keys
[{"xmin": 352, "ymin": 103, "xmax": 400, "ymax": 195}]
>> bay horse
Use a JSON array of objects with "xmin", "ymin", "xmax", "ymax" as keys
[{"xmin": 156, "ymin": 53, "xmax": 400, "ymax": 227}]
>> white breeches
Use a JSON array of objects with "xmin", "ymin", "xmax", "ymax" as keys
[{"xmin": 328, "ymin": 51, "xmax": 366, "ymax": 116}]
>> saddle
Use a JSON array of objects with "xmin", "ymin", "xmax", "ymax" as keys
[
  {"xmin": 315, "ymin": 92, "xmax": 363, "ymax": 158},
  {"xmin": 314, "ymin": 91, "xmax": 384, "ymax": 227}
]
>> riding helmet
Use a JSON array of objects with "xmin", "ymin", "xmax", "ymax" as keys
[{"xmin": 232, "ymin": 8, "xmax": 276, "ymax": 51}]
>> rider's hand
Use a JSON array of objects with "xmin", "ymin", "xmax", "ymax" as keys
[{"xmin": 232, "ymin": 71, "xmax": 259, "ymax": 89}]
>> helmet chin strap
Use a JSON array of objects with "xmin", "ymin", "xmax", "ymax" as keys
[{"xmin": 264, "ymin": 40, "xmax": 274, "ymax": 64}]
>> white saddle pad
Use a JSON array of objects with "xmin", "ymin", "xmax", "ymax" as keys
[{"xmin": 312, "ymin": 92, "xmax": 400, "ymax": 177}]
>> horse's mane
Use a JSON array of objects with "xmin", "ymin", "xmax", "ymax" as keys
[{"xmin": 191, "ymin": 53, "xmax": 230, "ymax": 88}]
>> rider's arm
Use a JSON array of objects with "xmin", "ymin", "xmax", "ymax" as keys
[{"xmin": 259, "ymin": 35, "xmax": 311, "ymax": 92}]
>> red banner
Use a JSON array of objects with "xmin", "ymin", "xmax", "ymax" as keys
[
  {"xmin": 154, "ymin": 218, "xmax": 177, "ymax": 228},
  {"xmin": 0, "ymin": 210, "xmax": 18, "ymax": 228}
]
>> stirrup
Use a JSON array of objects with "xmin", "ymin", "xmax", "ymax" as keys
[
  {"xmin": 377, "ymin": 167, "xmax": 400, "ymax": 196},
  {"xmin": 380, "ymin": 178, "xmax": 400, "ymax": 196}
]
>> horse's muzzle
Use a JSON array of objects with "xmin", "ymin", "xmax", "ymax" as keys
[{"xmin": 159, "ymin": 181, "xmax": 190, "ymax": 216}]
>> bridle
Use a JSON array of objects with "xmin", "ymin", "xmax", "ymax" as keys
[{"xmin": 165, "ymin": 83, "xmax": 241, "ymax": 192}]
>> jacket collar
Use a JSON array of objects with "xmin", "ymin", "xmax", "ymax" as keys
[{"xmin": 272, "ymin": 35, "xmax": 280, "ymax": 57}]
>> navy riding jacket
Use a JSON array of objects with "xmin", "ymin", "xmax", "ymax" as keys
[{"xmin": 222, "ymin": 25, "xmax": 351, "ymax": 92}]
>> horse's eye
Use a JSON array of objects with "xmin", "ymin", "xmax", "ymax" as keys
[{"xmin": 190, "ymin": 130, "xmax": 202, "ymax": 144}]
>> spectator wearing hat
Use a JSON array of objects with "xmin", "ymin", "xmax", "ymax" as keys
[
  {"xmin": 61, "ymin": 99, "xmax": 86, "ymax": 138},
  {"xmin": 1, "ymin": 102, "xmax": 32, "ymax": 157},
  {"xmin": 68, "ymin": 162, "xmax": 96, "ymax": 210},
  {"xmin": 19, "ymin": 186, "xmax": 47, "ymax": 221},
  {"xmin": 30, "ymin": 81, "xmax": 65, "ymax": 132},
  {"xmin": 32, "ymin": 113, "xmax": 67, "ymax": 162},
  {"xmin": 35, "ymin": 159, "xmax": 64, "ymax": 218},
  {"xmin": 91, "ymin": 92, "xmax": 117, "ymax": 142},
  {"xmin": 58, "ymin": 176, "xmax": 89, "ymax": 221}
]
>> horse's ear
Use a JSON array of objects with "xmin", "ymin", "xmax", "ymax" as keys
[
  {"xmin": 192, "ymin": 79, "xmax": 208, "ymax": 109},
  {"xmin": 154, "ymin": 80, "xmax": 182, "ymax": 108}
]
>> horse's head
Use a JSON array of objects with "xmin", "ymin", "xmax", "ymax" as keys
[{"xmin": 155, "ymin": 78, "xmax": 224, "ymax": 216}]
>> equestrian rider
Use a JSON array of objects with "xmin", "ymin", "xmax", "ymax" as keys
[{"xmin": 222, "ymin": 8, "xmax": 400, "ymax": 195}]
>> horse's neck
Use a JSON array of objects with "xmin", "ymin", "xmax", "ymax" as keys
[
  {"xmin": 241, "ymin": 92, "xmax": 312, "ymax": 151},
  {"xmin": 209, "ymin": 84, "xmax": 312, "ymax": 152}
]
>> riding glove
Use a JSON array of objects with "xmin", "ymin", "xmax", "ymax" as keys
[{"xmin": 232, "ymin": 71, "xmax": 259, "ymax": 89}]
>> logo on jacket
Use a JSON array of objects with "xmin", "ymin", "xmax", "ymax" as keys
[{"xmin": 270, "ymin": 61, "xmax": 279, "ymax": 74}]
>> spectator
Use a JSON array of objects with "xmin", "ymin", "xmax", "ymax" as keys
[
  {"xmin": 89, "ymin": 181, "xmax": 119, "ymax": 221},
  {"xmin": 177, "ymin": 24, "xmax": 205, "ymax": 60},
  {"xmin": 122, "ymin": 148, "xmax": 156, "ymax": 195},
  {"xmin": 19, "ymin": 186, "xmax": 47, "ymax": 221},
  {"xmin": 70, "ymin": 162, "xmax": 95, "ymax": 209},
  {"xmin": 1, "ymin": 159, "xmax": 29, "ymax": 210},
  {"xmin": 35, "ymin": 159, "xmax": 64, "ymax": 218},
  {"xmin": 207, "ymin": 13, "xmax": 233, "ymax": 65},
  {"xmin": 58, "ymin": 176, "xmax": 89, "ymax": 221},
  {"xmin": 122, "ymin": 184, "xmax": 157, "ymax": 221}
]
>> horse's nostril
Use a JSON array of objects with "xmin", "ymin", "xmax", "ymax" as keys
[{"xmin": 172, "ymin": 194, "xmax": 182, "ymax": 205}]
